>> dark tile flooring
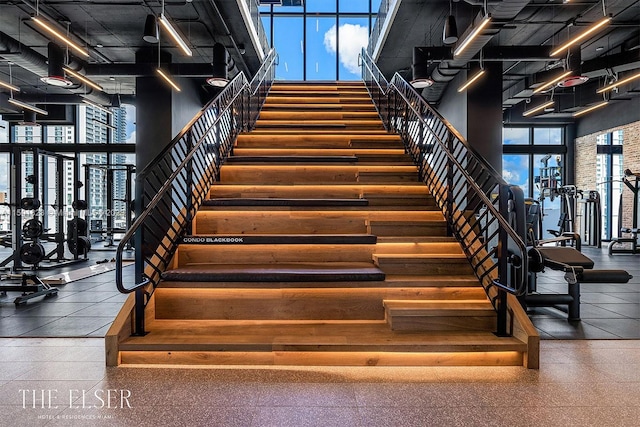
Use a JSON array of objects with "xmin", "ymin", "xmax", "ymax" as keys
[
  {"xmin": 528, "ymin": 246, "xmax": 640, "ymax": 339},
  {"xmin": 1, "ymin": 244, "xmax": 639, "ymax": 339}
]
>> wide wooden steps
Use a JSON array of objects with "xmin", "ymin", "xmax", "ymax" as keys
[
  {"xmin": 118, "ymin": 320, "xmax": 528, "ymax": 367},
  {"xmin": 107, "ymin": 81, "xmax": 538, "ymax": 368}
]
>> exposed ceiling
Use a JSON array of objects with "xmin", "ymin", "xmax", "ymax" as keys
[
  {"xmin": 0, "ymin": 0, "xmax": 638, "ymax": 121},
  {"xmin": 0, "ymin": 0, "xmax": 263, "ymax": 114},
  {"xmin": 376, "ymin": 0, "xmax": 640, "ymax": 120}
]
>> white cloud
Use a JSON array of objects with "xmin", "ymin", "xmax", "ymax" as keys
[
  {"xmin": 502, "ymin": 169, "xmax": 520, "ymax": 184},
  {"xmin": 126, "ymin": 130, "xmax": 136, "ymax": 145},
  {"xmin": 324, "ymin": 23, "xmax": 369, "ymax": 76}
]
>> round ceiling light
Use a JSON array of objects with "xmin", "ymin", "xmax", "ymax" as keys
[
  {"xmin": 557, "ymin": 75, "xmax": 589, "ymax": 88},
  {"xmin": 41, "ymin": 75, "xmax": 74, "ymax": 87}
]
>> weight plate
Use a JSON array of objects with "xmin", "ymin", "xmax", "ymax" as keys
[
  {"xmin": 19, "ymin": 242, "xmax": 45, "ymax": 265},
  {"xmin": 22, "ymin": 219, "xmax": 44, "ymax": 239}
]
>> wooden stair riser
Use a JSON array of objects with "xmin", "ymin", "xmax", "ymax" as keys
[
  {"xmin": 195, "ymin": 211, "xmax": 445, "ymax": 235},
  {"xmin": 388, "ymin": 315, "xmax": 497, "ymax": 332},
  {"xmin": 235, "ymin": 135, "xmax": 402, "ymax": 149},
  {"xmin": 154, "ymin": 288, "xmax": 488, "ymax": 321},
  {"xmin": 384, "ymin": 300, "xmax": 497, "ymax": 332},
  {"xmin": 264, "ymin": 96, "xmax": 372, "ymax": 104},
  {"xmin": 373, "ymin": 256, "xmax": 474, "ymax": 275},
  {"xmin": 261, "ymin": 104, "xmax": 377, "ymax": 112},
  {"xmin": 118, "ymin": 350, "xmax": 526, "ymax": 367},
  {"xmin": 219, "ymin": 166, "xmax": 419, "ymax": 185},
  {"xmin": 258, "ymin": 111, "xmax": 379, "ymax": 120},
  {"xmin": 176, "ymin": 244, "xmax": 375, "ymax": 265},
  {"xmin": 175, "ymin": 241, "xmax": 464, "ymax": 267},
  {"xmin": 367, "ymin": 221, "xmax": 448, "ymax": 237},
  {"xmin": 210, "ymin": 185, "xmax": 433, "ymax": 201}
]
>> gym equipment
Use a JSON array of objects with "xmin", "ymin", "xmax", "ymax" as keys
[
  {"xmin": 84, "ymin": 163, "xmax": 135, "ymax": 249},
  {"xmin": 519, "ymin": 198, "xmax": 632, "ymax": 321},
  {"xmin": 22, "ymin": 219, "xmax": 44, "ymax": 239},
  {"xmin": 19, "ymin": 242, "xmax": 46, "ymax": 265},
  {"xmin": 608, "ymin": 169, "xmax": 640, "ymax": 255},
  {"xmin": 0, "ymin": 146, "xmax": 89, "ymax": 272},
  {"xmin": 524, "ymin": 246, "xmax": 631, "ymax": 320},
  {"xmin": 0, "ymin": 273, "xmax": 58, "ymax": 305},
  {"xmin": 579, "ymin": 190, "xmax": 602, "ymax": 248}
]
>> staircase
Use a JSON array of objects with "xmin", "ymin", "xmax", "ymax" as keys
[{"xmin": 108, "ymin": 82, "xmax": 538, "ymax": 367}]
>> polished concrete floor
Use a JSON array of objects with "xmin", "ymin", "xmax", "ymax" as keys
[
  {"xmin": 1, "ymin": 338, "xmax": 639, "ymax": 426},
  {"xmin": 0, "ymin": 246, "xmax": 640, "ymax": 425}
]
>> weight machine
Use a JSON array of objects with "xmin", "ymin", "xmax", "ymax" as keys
[
  {"xmin": 608, "ymin": 169, "xmax": 640, "ymax": 255},
  {"xmin": 0, "ymin": 146, "xmax": 90, "ymax": 273},
  {"xmin": 83, "ymin": 163, "xmax": 135, "ymax": 249}
]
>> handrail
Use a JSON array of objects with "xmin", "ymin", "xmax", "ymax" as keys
[
  {"xmin": 361, "ymin": 48, "xmax": 528, "ymax": 334},
  {"xmin": 114, "ymin": 48, "xmax": 277, "ymax": 335}
]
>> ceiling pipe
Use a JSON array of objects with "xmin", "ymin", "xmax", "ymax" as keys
[
  {"xmin": 425, "ymin": 0, "xmax": 532, "ymax": 103},
  {"xmin": 0, "ymin": 31, "xmax": 113, "ymax": 107}
]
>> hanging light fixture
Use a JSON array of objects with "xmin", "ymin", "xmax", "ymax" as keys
[
  {"xmin": 83, "ymin": 99, "xmax": 113, "ymax": 115},
  {"xmin": 410, "ymin": 47, "xmax": 434, "ymax": 89},
  {"xmin": 157, "ymin": 0, "xmax": 192, "ymax": 57},
  {"xmin": 64, "ymin": 67, "xmax": 103, "ymax": 91},
  {"xmin": 454, "ymin": 14, "xmax": 491, "ymax": 57},
  {"xmin": 458, "ymin": 69, "xmax": 485, "ymax": 92},
  {"xmin": 597, "ymin": 71, "xmax": 640, "ymax": 94},
  {"xmin": 550, "ymin": 16, "xmax": 611, "ymax": 57},
  {"xmin": 556, "ymin": 46, "xmax": 589, "ymax": 88},
  {"xmin": 442, "ymin": 0, "xmax": 458, "ymax": 45},
  {"xmin": 573, "ymin": 100, "xmax": 608, "ymax": 117},
  {"xmin": 0, "ymin": 62, "xmax": 19, "ymax": 92},
  {"xmin": 523, "ymin": 99, "xmax": 554, "ymax": 117},
  {"xmin": 155, "ymin": 29, "xmax": 181, "ymax": 91},
  {"xmin": 532, "ymin": 71, "xmax": 573, "ymax": 94},
  {"xmin": 8, "ymin": 98, "xmax": 49, "ymax": 116},
  {"xmin": 40, "ymin": 42, "xmax": 73, "ymax": 87},
  {"xmin": 143, "ymin": 14, "xmax": 159, "ymax": 43},
  {"xmin": 207, "ymin": 43, "xmax": 230, "ymax": 87},
  {"xmin": 32, "ymin": 16, "xmax": 89, "ymax": 57}
]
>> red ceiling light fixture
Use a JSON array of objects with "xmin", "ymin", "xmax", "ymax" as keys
[{"xmin": 40, "ymin": 42, "xmax": 73, "ymax": 87}]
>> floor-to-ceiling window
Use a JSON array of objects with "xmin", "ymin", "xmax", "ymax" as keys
[
  {"xmin": 502, "ymin": 126, "xmax": 566, "ymax": 239},
  {"xmin": 261, "ymin": 0, "xmax": 382, "ymax": 81},
  {"xmin": 596, "ymin": 130, "xmax": 624, "ymax": 240}
]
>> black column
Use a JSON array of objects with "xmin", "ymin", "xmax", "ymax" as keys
[{"xmin": 466, "ymin": 61, "xmax": 503, "ymax": 173}]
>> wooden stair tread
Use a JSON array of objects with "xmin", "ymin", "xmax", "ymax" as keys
[
  {"xmin": 202, "ymin": 198, "xmax": 368, "ymax": 207},
  {"xmin": 383, "ymin": 299, "xmax": 494, "ymax": 314},
  {"xmin": 225, "ymin": 155, "xmax": 359, "ymax": 163},
  {"xmin": 179, "ymin": 234, "xmax": 377, "ymax": 245},
  {"xmin": 373, "ymin": 253, "xmax": 469, "ymax": 260},
  {"xmin": 161, "ymin": 263, "xmax": 386, "ymax": 282},
  {"xmin": 120, "ymin": 320, "xmax": 526, "ymax": 352},
  {"xmin": 261, "ymin": 103, "xmax": 376, "ymax": 110}
]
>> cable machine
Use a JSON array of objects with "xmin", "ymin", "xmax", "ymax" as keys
[
  {"xmin": 608, "ymin": 169, "xmax": 640, "ymax": 255},
  {"xmin": 84, "ymin": 163, "xmax": 135, "ymax": 249}
]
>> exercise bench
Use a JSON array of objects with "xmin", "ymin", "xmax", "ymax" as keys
[{"xmin": 523, "ymin": 246, "xmax": 632, "ymax": 321}]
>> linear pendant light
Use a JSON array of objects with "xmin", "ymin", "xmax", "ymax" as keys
[
  {"xmin": 523, "ymin": 100, "xmax": 554, "ymax": 117},
  {"xmin": 64, "ymin": 67, "xmax": 103, "ymax": 91},
  {"xmin": 532, "ymin": 71, "xmax": 574, "ymax": 94},
  {"xmin": 550, "ymin": 16, "xmax": 611, "ymax": 57},
  {"xmin": 458, "ymin": 69, "xmax": 485, "ymax": 92},
  {"xmin": 0, "ymin": 80, "xmax": 20, "ymax": 92},
  {"xmin": 8, "ymin": 98, "xmax": 49, "ymax": 116},
  {"xmin": 597, "ymin": 72, "xmax": 640, "ymax": 94},
  {"xmin": 454, "ymin": 14, "xmax": 491, "ymax": 57},
  {"xmin": 156, "ymin": 68, "xmax": 181, "ymax": 91},
  {"xmin": 83, "ymin": 99, "xmax": 112, "ymax": 115},
  {"xmin": 573, "ymin": 101, "xmax": 608, "ymax": 117},
  {"xmin": 158, "ymin": 13, "xmax": 192, "ymax": 56},
  {"xmin": 32, "ymin": 16, "xmax": 89, "ymax": 57}
]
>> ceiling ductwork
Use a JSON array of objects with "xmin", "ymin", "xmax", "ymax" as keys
[
  {"xmin": 425, "ymin": 0, "xmax": 533, "ymax": 103},
  {"xmin": 0, "ymin": 31, "xmax": 113, "ymax": 108}
]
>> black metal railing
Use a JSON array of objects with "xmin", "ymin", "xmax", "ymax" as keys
[
  {"xmin": 361, "ymin": 48, "xmax": 528, "ymax": 335},
  {"xmin": 115, "ymin": 48, "xmax": 277, "ymax": 335}
]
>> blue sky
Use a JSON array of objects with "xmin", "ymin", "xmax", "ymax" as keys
[{"xmin": 263, "ymin": 1, "xmax": 379, "ymax": 80}]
